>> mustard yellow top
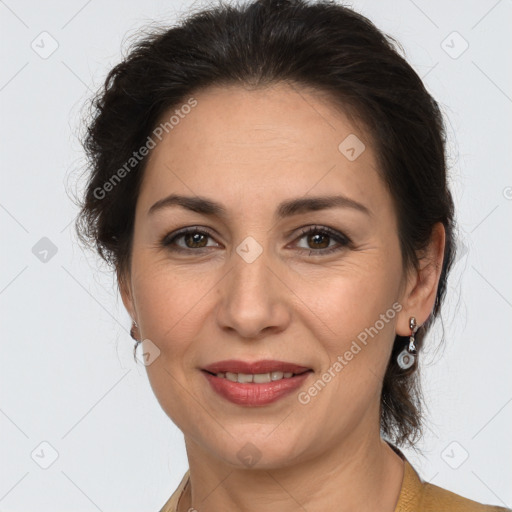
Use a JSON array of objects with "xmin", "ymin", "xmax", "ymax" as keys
[{"xmin": 158, "ymin": 445, "xmax": 510, "ymax": 512}]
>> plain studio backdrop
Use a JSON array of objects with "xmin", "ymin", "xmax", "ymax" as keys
[{"xmin": 1, "ymin": 0, "xmax": 511, "ymax": 510}]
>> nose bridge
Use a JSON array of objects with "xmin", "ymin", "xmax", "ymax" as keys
[
  {"xmin": 216, "ymin": 235, "xmax": 289, "ymax": 338},
  {"xmin": 233, "ymin": 237, "xmax": 271, "ymax": 295}
]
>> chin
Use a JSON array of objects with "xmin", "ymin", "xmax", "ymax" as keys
[{"xmin": 203, "ymin": 430, "xmax": 309, "ymax": 470}]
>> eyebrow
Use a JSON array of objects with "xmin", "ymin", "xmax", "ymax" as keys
[{"xmin": 147, "ymin": 193, "xmax": 372, "ymax": 219}]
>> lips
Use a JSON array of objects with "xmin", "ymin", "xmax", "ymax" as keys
[
  {"xmin": 201, "ymin": 359, "xmax": 313, "ymax": 406},
  {"xmin": 202, "ymin": 359, "xmax": 311, "ymax": 375}
]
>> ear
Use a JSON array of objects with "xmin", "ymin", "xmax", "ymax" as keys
[
  {"xmin": 396, "ymin": 222, "xmax": 446, "ymax": 335},
  {"xmin": 117, "ymin": 267, "xmax": 137, "ymax": 325}
]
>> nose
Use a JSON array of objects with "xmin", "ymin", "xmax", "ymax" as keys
[{"xmin": 215, "ymin": 244, "xmax": 291, "ymax": 340}]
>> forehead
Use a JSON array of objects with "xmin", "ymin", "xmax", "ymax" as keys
[{"xmin": 138, "ymin": 83, "xmax": 389, "ymax": 218}]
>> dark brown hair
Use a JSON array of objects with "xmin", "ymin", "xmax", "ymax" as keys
[{"xmin": 75, "ymin": 0, "xmax": 457, "ymax": 448}]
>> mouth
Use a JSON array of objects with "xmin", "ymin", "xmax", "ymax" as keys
[
  {"xmin": 201, "ymin": 369, "xmax": 311, "ymax": 383},
  {"xmin": 201, "ymin": 359, "xmax": 312, "ymax": 383},
  {"xmin": 200, "ymin": 360, "xmax": 313, "ymax": 406}
]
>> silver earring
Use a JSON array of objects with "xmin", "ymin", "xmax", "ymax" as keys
[
  {"xmin": 130, "ymin": 320, "xmax": 139, "ymax": 342},
  {"xmin": 397, "ymin": 316, "xmax": 419, "ymax": 370}
]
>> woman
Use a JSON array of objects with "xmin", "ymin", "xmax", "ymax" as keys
[{"xmin": 75, "ymin": 0, "xmax": 509, "ymax": 510}]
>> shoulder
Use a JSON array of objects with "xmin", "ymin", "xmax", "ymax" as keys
[
  {"xmin": 421, "ymin": 480, "xmax": 510, "ymax": 512},
  {"xmin": 395, "ymin": 453, "xmax": 510, "ymax": 512},
  {"xmin": 160, "ymin": 460, "xmax": 511, "ymax": 512},
  {"xmin": 158, "ymin": 470, "xmax": 190, "ymax": 512}
]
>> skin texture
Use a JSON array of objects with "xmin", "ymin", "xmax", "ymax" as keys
[{"xmin": 119, "ymin": 82, "xmax": 445, "ymax": 512}]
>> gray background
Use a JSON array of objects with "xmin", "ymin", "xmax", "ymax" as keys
[{"xmin": 1, "ymin": 0, "xmax": 511, "ymax": 510}]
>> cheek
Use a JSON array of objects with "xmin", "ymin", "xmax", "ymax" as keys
[
  {"xmin": 293, "ymin": 259, "xmax": 401, "ymax": 391},
  {"xmin": 292, "ymin": 273, "xmax": 400, "ymax": 435},
  {"xmin": 132, "ymin": 250, "xmax": 214, "ymax": 348},
  {"xmin": 133, "ymin": 266, "xmax": 212, "ymax": 354},
  {"xmin": 131, "ymin": 264, "xmax": 217, "ymax": 431}
]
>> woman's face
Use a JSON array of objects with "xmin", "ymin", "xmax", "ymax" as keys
[{"xmin": 121, "ymin": 82, "xmax": 421, "ymax": 468}]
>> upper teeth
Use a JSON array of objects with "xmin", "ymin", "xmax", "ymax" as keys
[{"xmin": 217, "ymin": 371, "xmax": 295, "ymax": 383}]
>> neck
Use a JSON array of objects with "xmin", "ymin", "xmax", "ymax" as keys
[{"xmin": 177, "ymin": 430, "xmax": 404, "ymax": 512}]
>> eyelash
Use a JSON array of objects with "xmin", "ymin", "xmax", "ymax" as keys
[{"xmin": 159, "ymin": 225, "xmax": 351, "ymax": 256}]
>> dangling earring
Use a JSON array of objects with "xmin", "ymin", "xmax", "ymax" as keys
[
  {"xmin": 397, "ymin": 316, "xmax": 419, "ymax": 370},
  {"xmin": 130, "ymin": 320, "xmax": 140, "ymax": 343}
]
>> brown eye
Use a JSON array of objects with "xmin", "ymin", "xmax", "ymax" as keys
[
  {"xmin": 161, "ymin": 227, "xmax": 219, "ymax": 252},
  {"xmin": 306, "ymin": 232, "xmax": 330, "ymax": 249},
  {"xmin": 294, "ymin": 225, "xmax": 351, "ymax": 256},
  {"xmin": 183, "ymin": 232, "xmax": 208, "ymax": 248}
]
